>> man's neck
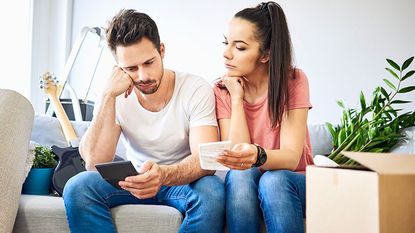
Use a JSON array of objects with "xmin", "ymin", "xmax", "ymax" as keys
[{"xmin": 136, "ymin": 69, "xmax": 175, "ymax": 112}]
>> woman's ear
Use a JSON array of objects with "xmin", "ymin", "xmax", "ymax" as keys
[{"xmin": 260, "ymin": 51, "xmax": 270, "ymax": 63}]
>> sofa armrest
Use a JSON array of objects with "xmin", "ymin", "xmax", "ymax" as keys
[{"xmin": 0, "ymin": 89, "xmax": 34, "ymax": 233}]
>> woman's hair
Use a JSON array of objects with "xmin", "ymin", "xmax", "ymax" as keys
[
  {"xmin": 235, "ymin": 1, "xmax": 295, "ymax": 127},
  {"xmin": 106, "ymin": 9, "xmax": 161, "ymax": 54}
]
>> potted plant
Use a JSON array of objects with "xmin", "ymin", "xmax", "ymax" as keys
[
  {"xmin": 22, "ymin": 145, "xmax": 58, "ymax": 195},
  {"xmin": 325, "ymin": 56, "xmax": 415, "ymax": 165}
]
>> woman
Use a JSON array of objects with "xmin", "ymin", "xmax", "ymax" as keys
[{"xmin": 214, "ymin": 2, "xmax": 313, "ymax": 233}]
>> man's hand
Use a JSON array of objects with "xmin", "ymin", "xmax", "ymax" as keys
[
  {"xmin": 217, "ymin": 143, "xmax": 257, "ymax": 170},
  {"xmin": 119, "ymin": 160, "xmax": 165, "ymax": 199},
  {"xmin": 104, "ymin": 66, "xmax": 134, "ymax": 98}
]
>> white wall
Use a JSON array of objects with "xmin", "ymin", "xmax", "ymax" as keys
[
  {"xmin": 0, "ymin": 1, "xmax": 31, "ymax": 99},
  {"xmin": 35, "ymin": 0, "xmax": 415, "ymax": 124},
  {"xmin": 30, "ymin": 0, "xmax": 73, "ymax": 115}
]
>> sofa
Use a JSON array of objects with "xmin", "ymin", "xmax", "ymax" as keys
[
  {"xmin": 13, "ymin": 116, "xmax": 335, "ymax": 233},
  {"xmin": 3, "ymin": 89, "xmax": 414, "ymax": 233},
  {"xmin": 0, "ymin": 89, "xmax": 34, "ymax": 233}
]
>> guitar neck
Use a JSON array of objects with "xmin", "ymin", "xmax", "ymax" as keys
[{"xmin": 48, "ymin": 95, "xmax": 78, "ymax": 146}]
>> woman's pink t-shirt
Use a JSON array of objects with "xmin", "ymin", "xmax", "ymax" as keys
[{"xmin": 213, "ymin": 69, "xmax": 314, "ymax": 172}]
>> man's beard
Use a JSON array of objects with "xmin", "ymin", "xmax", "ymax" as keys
[{"xmin": 134, "ymin": 80, "xmax": 158, "ymax": 94}]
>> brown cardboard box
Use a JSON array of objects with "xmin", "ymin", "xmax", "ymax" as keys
[{"xmin": 306, "ymin": 151, "xmax": 415, "ymax": 233}]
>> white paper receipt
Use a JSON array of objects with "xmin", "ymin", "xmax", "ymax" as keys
[{"xmin": 199, "ymin": 141, "xmax": 231, "ymax": 170}]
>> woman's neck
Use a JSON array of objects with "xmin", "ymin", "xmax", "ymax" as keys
[{"xmin": 243, "ymin": 66, "xmax": 269, "ymax": 103}]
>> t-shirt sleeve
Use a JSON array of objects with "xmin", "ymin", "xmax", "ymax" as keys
[
  {"xmin": 288, "ymin": 69, "xmax": 312, "ymax": 110},
  {"xmin": 188, "ymin": 80, "xmax": 218, "ymax": 128},
  {"xmin": 213, "ymin": 85, "xmax": 231, "ymax": 119}
]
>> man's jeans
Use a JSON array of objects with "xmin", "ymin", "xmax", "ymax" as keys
[
  {"xmin": 63, "ymin": 171, "xmax": 225, "ymax": 233},
  {"xmin": 225, "ymin": 169, "xmax": 306, "ymax": 233}
]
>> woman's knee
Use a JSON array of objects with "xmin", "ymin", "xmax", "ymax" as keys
[
  {"xmin": 258, "ymin": 170, "xmax": 297, "ymax": 195},
  {"xmin": 225, "ymin": 168, "xmax": 261, "ymax": 190}
]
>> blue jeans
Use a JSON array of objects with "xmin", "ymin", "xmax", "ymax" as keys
[
  {"xmin": 63, "ymin": 171, "xmax": 225, "ymax": 233},
  {"xmin": 225, "ymin": 169, "xmax": 305, "ymax": 233}
]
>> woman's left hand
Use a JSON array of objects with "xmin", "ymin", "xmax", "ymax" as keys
[{"xmin": 217, "ymin": 143, "xmax": 257, "ymax": 170}]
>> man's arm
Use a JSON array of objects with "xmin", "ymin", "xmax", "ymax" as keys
[
  {"xmin": 80, "ymin": 67, "xmax": 132, "ymax": 170},
  {"xmin": 79, "ymin": 94, "xmax": 121, "ymax": 170},
  {"xmin": 160, "ymin": 125, "xmax": 218, "ymax": 186}
]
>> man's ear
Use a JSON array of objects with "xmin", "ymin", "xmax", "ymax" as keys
[
  {"xmin": 260, "ymin": 50, "xmax": 270, "ymax": 63},
  {"xmin": 159, "ymin": 43, "xmax": 165, "ymax": 58}
]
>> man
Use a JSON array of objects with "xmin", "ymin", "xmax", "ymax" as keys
[{"xmin": 63, "ymin": 9, "xmax": 224, "ymax": 233}]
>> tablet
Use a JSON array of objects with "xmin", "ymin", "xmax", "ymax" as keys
[{"xmin": 95, "ymin": 160, "xmax": 139, "ymax": 189}]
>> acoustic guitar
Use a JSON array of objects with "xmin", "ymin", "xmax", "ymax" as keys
[{"xmin": 40, "ymin": 72, "xmax": 86, "ymax": 196}]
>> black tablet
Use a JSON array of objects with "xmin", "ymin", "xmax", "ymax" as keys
[{"xmin": 95, "ymin": 160, "xmax": 139, "ymax": 189}]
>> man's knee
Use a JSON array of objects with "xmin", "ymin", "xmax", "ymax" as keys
[
  {"xmin": 63, "ymin": 171, "xmax": 101, "ymax": 198},
  {"xmin": 191, "ymin": 176, "xmax": 225, "ymax": 211}
]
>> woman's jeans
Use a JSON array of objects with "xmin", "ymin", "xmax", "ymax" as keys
[
  {"xmin": 225, "ymin": 169, "xmax": 306, "ymax": 233},
  {"xmin": 63, "ymin": 171, "xmax": 225, "ymax": 233}
]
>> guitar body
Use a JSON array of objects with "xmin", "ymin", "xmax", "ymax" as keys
[
  {"xmin": 51, "ymin": 146, "xmax": 86, "ymax": 196},
  {"xmin": 51, "ymin": 146, "xmax": 124, "ymax": 196}
]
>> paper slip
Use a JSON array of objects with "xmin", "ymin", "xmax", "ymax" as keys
[{"xmin": 199, "ymin": 141, "xmax": 231, "ymax": 170}]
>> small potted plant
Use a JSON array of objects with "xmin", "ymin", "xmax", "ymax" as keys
[{"xmin": 22, "ymin": 145, "xmax": 58, "ymax": 195}]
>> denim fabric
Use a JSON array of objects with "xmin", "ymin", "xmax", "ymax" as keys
[
  {"xmin": 225, "ymin": 169, "xmax": 305, "ymax": 233},
  {"xmin": 63, "ymin": 171, "xmax": 225, "ymax": 233}
]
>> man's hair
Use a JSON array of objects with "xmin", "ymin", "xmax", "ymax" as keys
[{"xmin": 106, "ymin": 9, "xmax": 161, "ymax": 54}]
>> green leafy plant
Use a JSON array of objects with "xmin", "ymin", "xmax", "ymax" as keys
[
  {"xmin": 326, "ymin": 56, "xmax": 415, "ymax": 165},
  {"xmin": 32, "ymin": 145, "xmax": 58, "ymax": 168}
]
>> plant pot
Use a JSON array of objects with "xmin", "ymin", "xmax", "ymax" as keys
[{"xmin": 22, "ymin": 168, "xmax": 54, "ymax": 195}]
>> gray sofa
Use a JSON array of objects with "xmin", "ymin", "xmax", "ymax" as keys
[
  {"xmin": 3, "ymin": 88, "xmax": 414, "ymax": 232},
  {"xmin": 0, "ymin": 89, "xmax": 34, "ymax": 233},
  {"xmin": 12, "ymin": 115, "xmax": 336, "ymax": 233}
]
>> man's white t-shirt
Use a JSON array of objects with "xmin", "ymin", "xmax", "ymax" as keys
[{"xmin": 114, "ymin": 71, "xmax": 217, "ymax": 168}]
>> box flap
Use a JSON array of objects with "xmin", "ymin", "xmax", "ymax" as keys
[{"xmin": 342, "ymin": 151, "xmax": 415, "ymax": 175}]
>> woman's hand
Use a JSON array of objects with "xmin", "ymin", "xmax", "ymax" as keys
[
  {"xmin": 221, "ymin": 75, "xmax": 246, "ymax": 101},
  {"xmin": 217, "ymin": 143, "xmax": 257, "ymax": 170}
]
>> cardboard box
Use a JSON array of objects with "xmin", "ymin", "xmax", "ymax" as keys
[{"xmin": 306, "ymin": 151, "xmax": 415, "ymax": 233}]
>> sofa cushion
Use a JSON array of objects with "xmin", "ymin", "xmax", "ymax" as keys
[
  {"xmin": 32, "ymin": 115, "xmax": 126, "ymax": 158},
  {"xmin": 391, "ymin": 126, "xmax": 415, "ymax": 154},
  {"xmin": 14, "ymin": 195, "xmax": 182, "ymax": 233},
  {"xmin": 308, "ymin": 123, "xmax": 333, "ymax": 156}
]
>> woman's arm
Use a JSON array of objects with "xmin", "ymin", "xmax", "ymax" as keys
[
  {"xmin": 219, "ymin": 76, "xmax": 250, "ymax": 144},
  {"xmin": 218, "ymin": 108, "xmax": 308, "ymax": 171},
  {"xmin": 261, "ymin": 108, "xmax": 308, "ymax": 170}
]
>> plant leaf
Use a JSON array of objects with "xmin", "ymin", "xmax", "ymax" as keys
[
  {"xmin": 359, "ymin": 91, "xmax": 366, "ymax": 111},
  {"xmin": 380, "ymin": 87, "xmax": 390, "ymax": 100},
  {"xmin": 383, "ymin": 78, "xmax": 396, "ymax": 90},
  {"xmin": 336, "ymin": 100, "xmax": 345, "ymax": 109},
  {"xmin": 398, "ymin": 86, "xmax": 415, "ymax": 93},
  {"xmin": 402, "ymin": 56, "xmax": 414, "ymax": 70},
  {"xmin": 386, "ymin": 58, "xmax": 401, "ymax": 71},
  {"xmin": 402, "ymin": 70, "xmax": 415, "ymax": 81},
  {"xmin": 391, "ymin": 100, "xmax": 411, "ymax": 104},
  {"xmin": 385, "ymin": 68, "xmax": 400, "ymax": 80},
  {"xmin": 326, "ymin": 122, "xmax": 337, "ymax": 139}
]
